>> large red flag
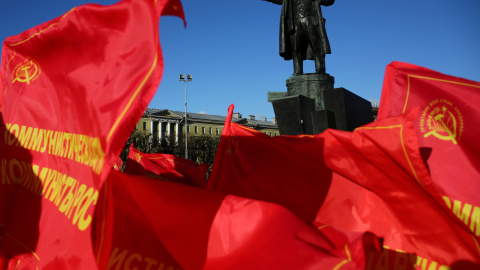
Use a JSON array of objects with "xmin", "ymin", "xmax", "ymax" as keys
[
  {"xmin": 0, "ymin": 0, "xmax": 185, "ymax": 268},
  {"xmin": 377, "ymin": 61, "xmax": 480, "ymax": 238},
  {"xmin": 316, "ymin": 110, "xmax": 480, "ymax": 269},
  {"xmin": 124, "ymin": 144, "xmax": 209, "ymax": 188}
]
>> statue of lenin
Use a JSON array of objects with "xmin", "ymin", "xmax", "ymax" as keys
[{"xmin": 263, "ymin": 0, "xmax": 335, "ymax": 75}]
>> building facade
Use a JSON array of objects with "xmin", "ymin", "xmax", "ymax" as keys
[{"xmin": 135, "ymin": 108, "xmax": 279, "ymax": 141}]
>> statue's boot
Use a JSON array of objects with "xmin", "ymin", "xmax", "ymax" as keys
[{"xmin": 293, "ymin": 54, "xmax": 303, "ymax": 75}]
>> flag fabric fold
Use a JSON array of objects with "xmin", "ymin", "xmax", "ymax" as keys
[{"xmin": 204, "ymin": 194, "xmax": 378, "ymax": 270}]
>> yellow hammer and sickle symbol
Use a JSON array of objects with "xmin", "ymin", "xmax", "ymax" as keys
[
  {"xmin": 424, "ymin": 111, "xmax": 458, "ymax": 144},
  {"xmin": 226, "ymin": 136, "xmax": 239, "ymax": 155},
  {"xmin": 12, "ymin": 60, "xmax": 39, "ymax": 84}
]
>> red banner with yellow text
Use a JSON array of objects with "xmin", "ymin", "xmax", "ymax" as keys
[
  {"xmin": 0, "ymin": 0, "xmax": 185, "ymax": 268},
  {"xmin": 377, "ymin": 61, "xmax": 480, "ymax": 239}
]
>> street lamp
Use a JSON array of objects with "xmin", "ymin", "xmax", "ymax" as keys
[{"xmin": 179, "ymin": 74, "xmax": 192, "ymax": 159}]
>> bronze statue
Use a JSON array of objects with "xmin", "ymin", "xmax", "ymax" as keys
[{"xmin": 263, "ymin": 0, "xmax": 335, "ymax": 74}]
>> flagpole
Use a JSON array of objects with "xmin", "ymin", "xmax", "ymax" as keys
[{"xmin": 179, "ymin": 74, "xmax": 192, "ymax": 159}]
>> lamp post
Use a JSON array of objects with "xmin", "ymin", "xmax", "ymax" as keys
[{"xmin": 179, "ymin": 74, "xmax": 192, "ymax": 159}]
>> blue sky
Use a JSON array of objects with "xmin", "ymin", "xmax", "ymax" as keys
[{"xmin": 1, "ymin": 0, "xmax": 479, "ymax": 119}]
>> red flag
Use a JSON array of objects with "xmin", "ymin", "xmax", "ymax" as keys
[
  {"xmin": 316, "ymin": 110, "xmax": 480, "ymax": 269},
  {"xmin": 107, "ymin": 170, "xmax": 373, "ymax": 270},
  {"xmin": 208, "ymin": 105, "xmax": 332, "ymax": 224},
  {"xmin": 124, "ymin": 144, "xmax": 209, "ymax": 188},
  {"xmin": 112, "ymin": 156, "xmax": 123, "ymax": 171},
  {"xmin": 377, "ymin": 61, "xmax": 480, "ymax": 238},
  {"xmin": 162, "ymin": 0, "xmax": 187, "ymax": 27},
  {"xmin": 0, "ymin": 0, "xmax": 185, "ymax": 268}
]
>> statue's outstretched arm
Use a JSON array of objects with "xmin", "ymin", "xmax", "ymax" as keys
[{"xmin": 262, "ymin": 0, "xmax": 283, "ymax": 5}]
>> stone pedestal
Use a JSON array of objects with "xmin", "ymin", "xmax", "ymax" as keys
[
  {"xmin": 270, "ymin": 95, "xmax": 315, "ymax": 135},
  {"xmin": 286, "ymin": 73, "xmax": 335, "ymax": 111},
  {"xmin": 323, "ymin": 87, "xmax": 374, "ymax": 131},
  {"xmin": 268, "ymin": 73, "xmax": 373, "ymax": 135}
]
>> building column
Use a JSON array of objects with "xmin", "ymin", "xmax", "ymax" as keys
[
  {"xmin": 175, "ymin": 123, "xmax": 179, "ymax": 143},
  {"xmin": 167, "ymin": 123, "xmax": 171, "ymax": 137},
  {"xmin": 159, "ymin": 121, "xmax": 163, "ymax": 140},
  {"xmin": 150, "ymin": 119, "xmax": 153, "ymax": 138}
]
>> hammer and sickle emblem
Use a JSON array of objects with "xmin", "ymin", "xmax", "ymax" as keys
[
  {"xmin": 424, "ymin": 107, "xmax": 458, "ymax": 144},
  {"xmin": 226, "ymin": 135, "xmax": 239, "ymax": 155},
  {"xmin": 135, "ymin": 153, "xmax": 142, "ymax": 162},
  {"xmin": 12, "ymin": 58, "xmax": 40, "ymax": 84}
]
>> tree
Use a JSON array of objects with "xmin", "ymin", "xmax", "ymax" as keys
[{"xmin": 187, "ymin": 135, "xmax": 221, "ymax": 166}]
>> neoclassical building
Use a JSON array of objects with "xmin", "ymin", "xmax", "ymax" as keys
[{"xmin": 135, "ymin": 108, "xmax": 279, "ymax": 141}]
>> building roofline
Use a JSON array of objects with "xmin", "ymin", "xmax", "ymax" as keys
[{"xmin": 144, "ymin": 108, "xmax": 277, "ymax": 126}]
